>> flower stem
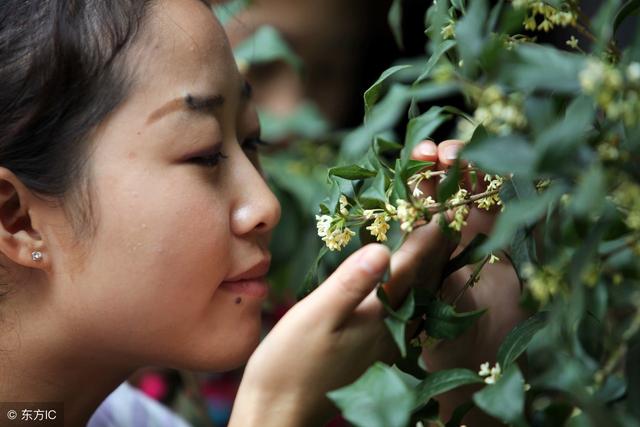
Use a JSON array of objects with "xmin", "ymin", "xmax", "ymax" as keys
[
  {"xmin": 428, "ymin": 188, "xmax": 502, "ymax": 212},
  {"xmin": 451, "ymin": 254, "xmax": 492, "ymax": 307}
]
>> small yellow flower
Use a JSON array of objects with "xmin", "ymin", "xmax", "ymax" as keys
[
  {"xmin": 441, "ymin": 20, "xmax": 455, "ymax": 39},
  {"xmin": 339, "ymin": 195, "xmax": 350, "ymax": 216},
  {"xmin": 322, "ymin": 226, "xmax": 356, "ymax": 251},
  {"xmin": 489, "ymin": 254, "xmax": 500, "ymax": 264},
  {"xmin": 537, "ymin": 19, "xmax": 553, "ymax": 32},
  {"xmin": 566, "ymin": 35, "xmax": 579, "ymax": 50},
  {"xmin": 523, "ymin": 15, "xmax": 537, "ymax": 31},
  {"xmin": 396, "ymin": 199, "xmax": 419, "ymax": 232},
  {"xmin": 366, "ymin": 214, "xmax": 391, "ymax": 242},
  {"xmin": 315, "ymin": 214, "xmax": 333, "ymax": 238}
]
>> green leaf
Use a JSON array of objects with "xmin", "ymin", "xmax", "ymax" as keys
[
  {"xmin": 388, "ymin": 0, "xmax": 404, "ymax": 50},
  {"xmin": 233, "ymin": 26, "xmax": 302, "ymax": 71},
  {"xmin": 473, "ymin": 365, "xmax": 525, "ymax": 424},
  {"xmin": 329, "ymin": 165, "xmax": 377, "ymax": 180},
  {"xmin": 482, "ymin": 185, "xmax": 565, "ymax": 252},
  {"xmin": 377, "ymin": 287, "xmax": 415, "ymax": 322},
  {"xmin": 327, "ymin": 362, "xmax": 416, "ymax": 427},
  {"xmin": 401, "ymin": 107, "xmax": 445, "ymax": 168},
  {"xmin": 417, "ymin": 40, "xmax": 457, "ymax": 83},
  {"xmin": 361, "ymin": 170, "xmax": 388, "ymax": 203},
  {"xmin": 365, "ymin": 65, "xmax": 413, "ymax": 114},
  {"xmin": 396, "ymin": 343, "xmax": 428, "ymax": 380},
  {"xmin": 443, "ymin": 234, "xmax": 488, "ymax": 278},
  {"xmin": 534, "ymin": 96, "xmax": 595, "ymax": 170},
  {"xmin": 614, "ymin": 0, "xmax": 640, "ymax": 34},
  {"xmin": 298, "ymin": 246, "xmax": 329, "ymax": 300},
  {"xmin": 437, "ymin": 161, "xmax": 461, "ymax": 203},
  {"xmin": 403, "ymin": 160, "xmax": 436, "ymax": 180},
  {"xmin": 451, "ymin": 0, "xmax": 466, "ymax": 12},
  {"xmin": 487, "ymin": 0, "xmax": 505, "ymax": 31},
  {"xmin": 572, "ymin": 166, "xmax": 606, "ymax": 218},
  {"xmin": 374, "ymin": 137, "xmax": 403, "ymax": 156},
  {"xmin": 377, "ymin": 288, "xmax": 416, "ymax": 357},
  {"xmin": 415, "ymin": 369, "xmax": 483, "ymax": 409},
  {"xmin": 392, "ymin": 159, "xmax": 409, "ymax": 201},
  {"xmin": 408, "ymin": 82, "xmax": 460, "ymax": 103},
  {"xmin": 420, "ymin": 299, "xmax": 487, "ymax": 340},
  {"xmin": 378, "ymin": 286, "xmax": 415, "ymax": 357},
  {"xmin": 455, "ymin": 0, "xmax": 488, "ymax": 76},
  {"xmin": 213, "ymin": 0, "xmax": 251, "ymax": 25},
  {"xmin": 497, "ymin": 44, "xmax": 585, "ymax": 93},
  {"xmin": 463, "ymin": 130, "xmax": 536, "ymax": 176},
  {"xmin": 497, "ymin": 311, "xmax": 549, "ymax": 369}
]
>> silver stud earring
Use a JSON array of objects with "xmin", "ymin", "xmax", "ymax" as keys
[{"xmin": 31, "ymin": 251, "xmax": 43, "ymax": 262}]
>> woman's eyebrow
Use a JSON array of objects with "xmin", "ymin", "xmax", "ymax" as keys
[
  {"xmin": 146, "ymin": 94, "xmax": 224, "ymax": 125},
  {"xmin": 146, "ymin": 82, "xmax": 253, "ymax": 125}
]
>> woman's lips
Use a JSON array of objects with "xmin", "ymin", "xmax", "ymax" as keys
[{"xmin": 220, "ymin": 277, "xmax": 269, "ymax": 298}]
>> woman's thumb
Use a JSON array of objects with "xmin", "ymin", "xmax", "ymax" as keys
[{"xmin": 308, "ymin": 244, "xmax": 390, "ymax": 329}]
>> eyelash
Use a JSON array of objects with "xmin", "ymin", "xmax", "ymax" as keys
[{"xmin": 190, "ymin": 137, "xmax": 266, "ymax": 167}]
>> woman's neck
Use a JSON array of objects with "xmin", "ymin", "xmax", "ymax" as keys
[{"xmin": 0, "ymin": 301, "xmax": 136, "ymax": 427}]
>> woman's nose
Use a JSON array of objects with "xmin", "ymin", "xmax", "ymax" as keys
[{"xmin": 229, "ymin": 151, "xmax": 281, "ymax": 237}]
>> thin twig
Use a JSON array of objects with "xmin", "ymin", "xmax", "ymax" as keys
[
  {"xmin": 594, "ymin": 300, "xmax": 640, "ymax": 385},
  {"xmin": 451, "ymin": 254, "xmax": 492, "ymax": 307},
  {"xmin": 429, "ymin": 188, "xmax": 502, "ymax": 211}
]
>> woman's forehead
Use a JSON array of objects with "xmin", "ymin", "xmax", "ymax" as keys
[
  {"xmin": 142, "ymin": 0, "xmax": 234, "ymax": 76},
  {"xmin": 131, "ymin": 0, "xmax": 240, "ymax": 107}
]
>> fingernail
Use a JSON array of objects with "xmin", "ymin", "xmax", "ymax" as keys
[
  {"xmin": 419, "ymin": 142, "xmax": 437, "ymax": 157},
  {"xmin": 443, "ymin": 144, "xmax": 461, "ymax": 161},
  {"xmin": 358, "ymin": 246, "xmax": 389, "ymax": 277}
]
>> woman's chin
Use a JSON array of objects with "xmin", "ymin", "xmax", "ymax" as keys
[{"xmin": 178, "ymin": 328, "xmax": 262, "ymax": 372}]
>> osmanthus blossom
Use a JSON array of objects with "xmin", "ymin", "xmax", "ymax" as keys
[{"xmin": 478, "ymin": 362, "xmax": 502, "ymax": 385}]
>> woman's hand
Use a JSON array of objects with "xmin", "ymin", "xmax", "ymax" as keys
[
  {"xmin": 230, "ymin": 213, "xmax": 459, "ymax": 426},
  {"xmin": 411, "ymin": 139, "xmax": 528, "ymax": 425}
]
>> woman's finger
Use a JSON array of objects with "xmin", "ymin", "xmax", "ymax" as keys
[
  {"xmin": 304, "ymin": 244, "xmax": 390, "ymax": 330},
  {"xmin": 410, "ymin": 140, "xmax": 439, "ymax": 200},
  {"xmin": 362, "ymin": 217, "xmax": 459, "ymax": 313},
  {"xmin": 436, "ymin": 139, "xmax": 466, "ymax": 170}
]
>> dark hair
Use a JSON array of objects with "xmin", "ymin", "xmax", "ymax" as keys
[{"xmin": 0, "ymin": 0, "xmax": 154, "ymax": 239}]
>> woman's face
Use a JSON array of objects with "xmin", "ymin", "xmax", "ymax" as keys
[{"xmin": 43, "ymin": 0, "xmax": 281, "ymax": 371}]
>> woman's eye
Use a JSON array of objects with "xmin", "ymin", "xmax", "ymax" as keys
[{"xmin": 190, "ymin": 151, "xmax": 228, "ymax": 167}]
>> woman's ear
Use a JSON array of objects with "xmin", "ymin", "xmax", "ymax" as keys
[{"xmin": 0, "ymin": 167, "xmax": 49, "ymax": 271}]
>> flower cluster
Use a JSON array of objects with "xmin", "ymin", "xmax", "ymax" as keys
[
  {"xmin": 449, "ymin": 188, "xmax": 470, "ymax": 231},
  {"xmin": 441, "ymin": 19, "xmax": 456, "ymax": 40},
  {"xmin": 396, "ymin": 199, "xmax": 421, "ymax": 232},
  {"xmin": 473, "ymin": 85, "xmax": 527, "ymax": 135},
  {"xmin": 408, "ymin": 169, "xmax": 446, "ymax": 198},
  {"xmin": 479, "ymin": 362, "xmax": 502, "ymax": 384},
  {"xmin": 315, "ymin": 196, "xmax": 356, "ymax": 251},
  {"xmin": 580, "ymin": 59, "xmax": 640, "ymax": 126},
  {"xmin": 475, "ymin": 175, "xmax": 505, "ymax": 210},
  {"xmin": 523, "ymin": 264, "xmax": 564, "ymax": 305},
  {"xmin": 512, "ymin": 1, "xmax": 577, "ymax": 32},
  {"xmin": 612, "ymin": 179, "xmax": 640, "ymax": 232},
  {"xmin": 364, "ymin": 209, "xmax": 392, "ymax": 242},
  {"xmin": 316, "ymin": 172, "xmax": 509, "ymax": 251}
]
